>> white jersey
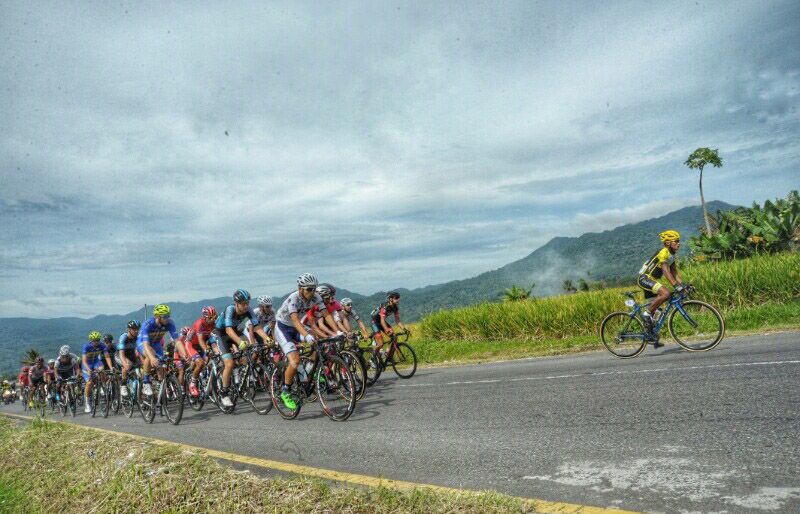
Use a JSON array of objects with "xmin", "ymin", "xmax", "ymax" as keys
[{"xmin": 275, "ymin": 291, "xmax": 325, "ymax": 326}]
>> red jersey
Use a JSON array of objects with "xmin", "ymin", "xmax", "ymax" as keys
[
  {"xmin": 186, "ymin": 318, "xmax": 215, "ymax": 348},
  {"xmin": 17, "ymin": 373, "xmax": 29, "ymax": 386},
  {"xmin": 302, "ymin": 300, "xmax": 341, "ymax": 325}
]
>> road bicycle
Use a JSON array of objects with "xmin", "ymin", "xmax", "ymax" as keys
[
  {"xmin": 359, "ymin": 329, "xmax": 417, "ymax": 386},
  {"xmin": 600, "ymin": 285, "xmax": 725, "ymax": 358},
  {"xmin": 216, "ymin": 344, "xmax": 274, "ymax": 415},
  {"xmin": 57, "ymin": 377, "xmax": 78, "ymax": 417},
  {"xmin": 88, "ymin": 369, "xmax": 112, "ymax": 418},
  {"xmin": 270, "ymin": 335, "xmax": 356, "ymax": 421},
  {"xmin": 140, "ymin": 358, "xmax": 184, "ymax": 425},
  {"xmin": 30, "ymin": 382, "xmax": 47, "ymax": 417},
  {"xmin": 120, "ymin": 367, "xmax": 142, "ymax": 418}
]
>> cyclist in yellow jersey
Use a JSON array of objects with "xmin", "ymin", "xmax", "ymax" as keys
[{"xmin": 637, "ymin": 230, "xmax": 685, "ymax": 345}]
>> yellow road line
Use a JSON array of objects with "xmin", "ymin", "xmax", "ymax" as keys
[{"xmin": 1, "ymin": 411, "xmax": 640, "ymax": 514}]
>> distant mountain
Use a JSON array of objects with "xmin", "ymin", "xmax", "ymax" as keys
[{"xmin": 0, "ymin": 200, "xmax": 734, "ymax": 376}]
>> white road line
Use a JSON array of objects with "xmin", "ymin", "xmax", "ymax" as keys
[{"xmin": 396, "ymin": 360, "xmax": 800, "ymax": 388}]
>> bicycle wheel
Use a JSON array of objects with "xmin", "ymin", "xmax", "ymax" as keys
[
  {"xmin": 391, "ymin": 343, "xmax": 417, "ymax": 379},
  {"xmin": 101, "ymin": 379, "xmax": 111, "ymax": 418},
  {"xmin": 362, "ymin": 349, "xmax": 382, "ymax": 386},
  {"xmin": 162, "ymin": 375, "xmax": 184, "ymax": 425},
  {"xmin": 668, "ymin": 300, "xmax": 725, "ymax": 351},
  {"xmin": 110, "ymin": 378, "xmax": 121, "ymax": 414},
  {"xmin": 189, "ymin": 373, "xmax": 206, "ymax": 411},
  {"xmin": 600, "ymin": 312, "xmax": 647, "ymax": 358},
  {"xmin": 316, "ymin": 356, "xmax": 356, "ymax": 421},
  {"xmin": 342, "ymin": 350, "xmax": 367, "ymax": 400},
  {"xmin": 140, "ymin": 381, "xmax": 156, "ymax": 424},
  {"xmin": 246, "ymin": 364, "xmax": 273, "ymax": 415},
  {"xmin": 91, "ymin": 384, "xmax": 99, "ymax": 417},
  {"xmin": 122, "ymin": 378, "xmax": 135, "ymax": 418},
  {"xmin": 270, "ymin": 362, "xmax": 301, "ymax": 420}
]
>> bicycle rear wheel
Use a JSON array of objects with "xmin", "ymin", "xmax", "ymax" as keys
[
  {"xmin": 140, "ymin": 381, "xmax": 156, "ymax": 424},
  {"xmin": 122, "ymin": 378, "xmax": 136, "ymax": 418},
  {"xmin": 362, "ymin": 349, "xmax": 381, "ymax": 386},
  {"xmin": 391, "ymin": 343, "xmax": 417, "ymax": 379},
  {"xmin": 600, "ymin": 312, "xmax": 647, "ymax": 358},
  {"xmin": 162, "ymin": 374, "xmax": 184, "ymax": 425},
  {"xmin": 316, "ymin": 356, "xmax": 356, "ymax": 421},
  {"xmin": 101, "ymin": 379, "xmax": 111, "ymax": 418},
  {"xmin": 668, "ymin": 300, "xmax": 725, "ymax": 351}
]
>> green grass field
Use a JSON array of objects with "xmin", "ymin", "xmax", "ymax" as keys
[
  {"xmin": 0, "ymin": 417, "xmax": 534, "ymax": 514},
  {"xmin": 408, "ymin": 253, "xmax": 800, "ymax": 365}
]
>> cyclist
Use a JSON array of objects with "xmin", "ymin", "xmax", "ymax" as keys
[
  {"xmin": 28, "ymin": 356, "xmax": 48, "ymax": 408},
  {"xmin": 173, "ymin": 326, "xmax": 190, "ymax": 387},
  {"xmin": 251, "ymin": 295, "xmax": 276, "ymax": 345},
  {"xmin": 117, "ymin": 320, "xmax": 141, "ymax": 397},
  {"xmin": 184, "ymin": 306, "xmax": 216, "ymax": 398},
  {"xmin": 339, "ymin": 297, "xmax": 370, "ymax": 340},
  {"xmin": 17, "ymin": 366, "xmax": 29, "ymax": 402},
  {"xmin": 637, "ymin": 230, "xmax": 686, "ymax": 346},
  {"xmin": 273, "ymin": 273, "xmax": 337, "ymax": 410},
  {"xmin": 137, "ymin": 304, "xmax": 179, "ymax": 398},
  {"xmin": 82, "ymin": 331, "xmax": 114, "ymax": 413},
  {"xmin": 303, "ymin": 283, "xmax": 346, "ymax": 337},
  {"xmin": 370, "ymin": 291, "xmax": 407, "ymax": 358},
  {"xmin": 54, "ymin": 345, "xmax": 79, "ymax": 402},
  {"xmin": 1, "ymin": 380, "xmax": 11, "ymax": 404},
  {"xmin": 45, "ymin": 359, "xmax": 56, "ymax": 402},
  {"xmin": 214, "ymin": 290, "xmax": 271, "ymax": 408}
]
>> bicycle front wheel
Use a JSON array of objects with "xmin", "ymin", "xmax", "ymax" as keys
[
  {"xmin": 391, "ymin": 343, "xmax": 417, "ymax": 378},
  {"xmin": 246, "ymin": 364, "xmax": 273, "ymax": 415},
  {"xmin": 162, "ymin": 375, "xmax": 184, "ymax": 425},
  {"xmin": 668, "ymin": 300, "xmax": 725, "ymax": 351},
  {"xmin": 600, "ymin": 312, "xmax": 647, "ymax": 358},
  {"xmin": 270, "ymin": 362, "xmax": 301, "ymax": 420},
  {"xmin": 316, "ymin": 356, "xmax": 356, "ymax": 421},
  {"xmin": 341, "ymin": 350, "xmax": 367, "ymax": 400}
]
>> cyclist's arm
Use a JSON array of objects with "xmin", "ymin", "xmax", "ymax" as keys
[
  {"xmin": 290, "ymin": 312, "xmax": 312, "ymax": 340},
  {"xmin": 357, "ymin": 319, "xmax": 369, "ymax": 339},
  {"xmin": 118, "ymin": 349, "xmax": 131, "ymax": 368},
  {"xmin": 225, "ymin": 326, "xmax": 240, "ymax": 342},
  {"xmin": 103, "ymin": 349, "xmax": 113, "ymax": 370},
  {"xmin": 341, "ymin": 315, "xmax": 352, "ymax": 333},
  {"xmin": 176, "ymin": 340, "xmax": 188, "ymax": 360},
  {"xmin": 380, "ymin": 313, "xmax": 393, "ymax": 333},
  {"xmin": 661, "ymin": 263, "xmax": 679, "ymax": 287},
  {"xmin": 394, "ymin": 312, "xmax": 405, "ymax": 331},
  {"xmin": 323, "ymin": 312, "xmax": 341, "ymax": 335},
  {"xmin": 81, "ymin": 354, "xmax": 89, "ymax": 371},
  {"xmin": 197, "ymin": 332, "xmax": 210, "ymax": 353},
  {"xmin": 253, "ymin": 324, "xmax": 270, "ymax": 342},
  {"xmin": 671, "ymin": 262, "xmax": 683, "ymax": 285}
]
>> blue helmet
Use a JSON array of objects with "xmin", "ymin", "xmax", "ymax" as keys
[{"xmin": 233, "ymin": 289, "xmax": 251, "ymax": 303}]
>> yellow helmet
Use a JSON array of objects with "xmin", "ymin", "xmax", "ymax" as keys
[
  {"xmin": 88, "ymin": 331, "xmax": 102, "ymax": 341},
  {"xmin": 660, "ymin": 230, "xmax": 681, "ymax": 243},
  {"xmin": 153, "ymin": 304, "xmax": 171, "ymax": 317}
]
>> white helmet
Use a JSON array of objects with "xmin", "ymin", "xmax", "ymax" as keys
[
  {"xmin": 297, "ymin": 273, "xmax": 318, "ymax": 287},
  {"xmin": 59, "ymin": 345, "xmax": 70, "ymax": 356},
  {"xmin": 48, "ymin": 359, "xmax": 55, "ymax": 365},
  {"xmin": 315, "ymin": 284, "xmax": 333, "ymax": 298},
  {"xmin": 257, "ymin": 295, "xmax": 273, "ymax": 306},
  {"xmin": 340, "ymin": 297, "xmax": 353, "ymax": 307}
]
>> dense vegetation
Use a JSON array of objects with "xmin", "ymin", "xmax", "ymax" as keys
[{"xmin": 691, "ymin": 190, "xmax": 800, "ymax": 259}]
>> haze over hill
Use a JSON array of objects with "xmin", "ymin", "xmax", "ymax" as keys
[{"xmin": 0, "ymin": 201, "xmax": 733, "ymax": 375}]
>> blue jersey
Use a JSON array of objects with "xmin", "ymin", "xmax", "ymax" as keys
[
  {"xmin": 136, "ymin": 317, "xmax": 178, "ymax": 346},
  {"xmin": 215, "ymin": 304, "xmax": 259, "ymax": 336},
  {"xmin": 82, "ymin": 342, "xmax": 109, "ymax": 362},
  {"xmin": 117, "ymin": 333, "xmax": 137, "ymax": 359}
]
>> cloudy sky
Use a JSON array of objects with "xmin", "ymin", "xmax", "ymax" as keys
[{"xmin": 1, "ymin": 1, "xmax": 799, "ymax": 318}]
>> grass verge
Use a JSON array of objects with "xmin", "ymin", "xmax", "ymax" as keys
[
  {"xmin": 0, "ymin": 417, "xmax": 534, "ymax": 514},
  {"xmin": 408, "ymin": 299, "xmax": 800, "ymax": 366}
]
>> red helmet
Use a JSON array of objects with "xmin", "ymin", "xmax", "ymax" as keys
[
  {"xmin": 180, "ymin": 326, "xmax": 191, "ymax": 337},
  {"xmin": 22, "ymin": 366, "xmax": 29, "ymax": 372},
  {"xmin": 201, "ymin": 305, "xmax": 217, "ymax": 318}
]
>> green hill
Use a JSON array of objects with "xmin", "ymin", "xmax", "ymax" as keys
[{"xmin": 0, "ymin": 200, "xmax": 733, "ymax": 375}]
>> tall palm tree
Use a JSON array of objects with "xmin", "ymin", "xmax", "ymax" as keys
[
  {"xmin": 22, "ymin": 348, "xmax": 41, "ymax": 366},
  {"xmin": 503, "ymin": 284, "xmax": 533, "ymax": 302},
  {"xmin": 685, "ymin": 147, "xmax": 723, "ymax": 236}
]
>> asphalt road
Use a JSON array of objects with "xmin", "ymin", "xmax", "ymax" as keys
[{"xmin": 4, "ymin": 332, "xmax": 800, "ymax": 513}]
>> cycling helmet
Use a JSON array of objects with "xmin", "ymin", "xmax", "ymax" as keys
[
  {"xmin": 35, "ymin": 356, "xmax": 44, "ymax": 364},
  {"xmin": 59, "ymin": 345, "xmax": 70, "ymax": 356},
  {"xmin": 256, "ymin": 295, "xmax": 272, "ymax": 307},
  {"xmin": 180, "ymin": 326, "xmax": 190, "ymax": 337},
  {"xmin": 103, "ymin": 334, "xmax": 114, "ymax": 344},
  {"xmin": 48, "ymin": 359, "xmax": 55, "ymax": 365},
  {"xmin": 233, "ymin": 289, "xmax": 251, "ymax": 303},
  {"xmin": 22, "ymin": 366, "xmax": 29, "ymax": 372},
  {"xmin": 297, "ymin": 273, "xmax": 318, "ymax": 287},
  {"xmin": 387, "ymin": 290, "xmax": 400, "ymax": 299},
  {"xmin": 316, "ymin": 284, "xmax": 333, "ymax": 298},
  {"xmin": 88, "ymin": 331, "xmax": 102, "ymax": 341},
  {"xmin": 340, "ymin": 297, "xmax": 353, "ymax": 307},
  {"xmin": 660, "ymin": 230, "xmax": 681, "ymax": 243},
  {"xmin": 320, "ymin": 283, "xmax": 336, "ymax": 295},
  {"xmin": 127, "ymin": 320, "xmax": 141, "ymax": 330},
  {"xmin": 201, "ymin": 305, "xmax": 218, "ymax": 318},
  {"xmin": 153, "ymin": 304, "xmax": 171, "ymax": 317}
]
